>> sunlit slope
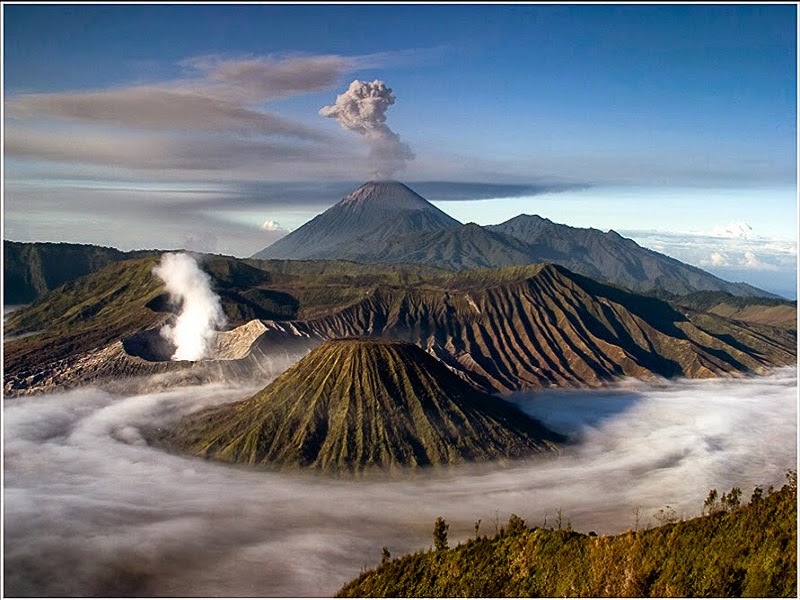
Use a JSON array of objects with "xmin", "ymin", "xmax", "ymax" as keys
[
  {"xmin": 3, "ymin": 255, "xmax": 299, "ymax": 394},
  {"xmin": 662, "ymin": 290, "xmax": 797, "ymax": 330},
  {"xmin": 158, "ymin": 338, "xmax": 563, "ymax": 472},
  {"xmin": 338, "ymin": 480, "xmax": 797, "ymax": 597},
  {"xmin": 3, "ymin": 257, "xmax": 167, "ymax": 386},
  {"xmin": 4, "ymin": 257, "xmax": 795, "ymax": 396},
  {"xmin": 284, "ymin": 264, "xmax": 797, "ymax": 392}
]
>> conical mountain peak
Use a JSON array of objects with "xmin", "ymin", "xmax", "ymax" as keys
[
  {"xmin": 158, "ymin": 337, "xmax": 562, "ymax": 473},
  {"xmin": 252, "ymin": 181, "xmax": 460, "ymax": 260},
  {"xmin": 338, "ymin": 180, "xmax": 438, "ymax": 211}
]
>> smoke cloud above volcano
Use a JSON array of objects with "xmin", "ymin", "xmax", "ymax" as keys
[
  {"xmin": 152, "ymin": 253, "xmax": 226, "ymax": 361},
  {"xmin": 320, "ymin": 79, "xmax": 415, "ymax": 178},
  {"xmin": 4, "ymin": 368, "xmax": 795, "ymax": 596}
]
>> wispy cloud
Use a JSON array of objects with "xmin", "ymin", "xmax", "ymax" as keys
[
  {"xmin": 411, "ymin": 181, "xmax": 591, "ymax": 200},
  {"xmin": 4, "ymin": 52, "xmax": 404, "ymax": 178},
  {"xmin": 178, "ymin": 54, "xmax": 351, "ymax": 101},
  {"xmin": 709, "ymin": 221, "xmax": 753, "ymax": 240},
  {"xmin": 622, "ymin": 224, "xmax": 796, "ymax": 296},
  {"xmin": 4, "ymin": 124, "xmax": 353, "ymax": 173},
  {"xmin": 5, "ymin": 54, "xmax": 353, "ymax": 137},
  {"xmin": 6, "ymin": 87, "xmax": 329, "ymax": 140}
]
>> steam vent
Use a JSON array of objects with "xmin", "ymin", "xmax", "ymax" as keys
[{"xmin": 159, "ymin": 338, "xmax": 564, "ymax": 474}]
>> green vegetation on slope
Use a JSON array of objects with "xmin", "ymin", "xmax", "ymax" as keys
[
  {"xmin": 3, "ymin": 240, "xmax": 156, "ymax": 303},
  {"xmin": 4, "ymin": 257, "xmax": 166, "ymax": 377},
  {"xmin": 154, "ymin": 338, "xmax": 563, "ymax": 473},
  {"xmin": 339, "ymin": 474, "xmax": 797, "ymax": 597}
]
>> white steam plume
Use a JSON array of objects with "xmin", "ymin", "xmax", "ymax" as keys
[
  {"xmin": 319, "ymin": 79, "xmax": 414, "ymax": 179},
  {"xmin": 152, "ymin": 253, "xmax": 226, "ymax": 361}
]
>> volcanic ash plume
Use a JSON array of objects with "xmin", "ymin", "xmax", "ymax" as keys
[
  {"xmin": 152, "ymin": 253, "xmax": 226, "ymax": 361},
  {"xmin": 320, "ymin": 79, "xmax": 414, "ymax": 178}
]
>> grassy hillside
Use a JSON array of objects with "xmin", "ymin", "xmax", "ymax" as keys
[
  {"xmin": 154, "ymin": 338, "xmax": 563, "ymax": 473},
  {"xmin": 4, "ymin": 257, "xmax": 166, "ymax": 378},
  {"xmin": 339, "ymin": 473, "xmax": 797, "ymax": 597},
  {"xmin": 3, "ymin": 240, "xmax": 156, "ymax": 303}
]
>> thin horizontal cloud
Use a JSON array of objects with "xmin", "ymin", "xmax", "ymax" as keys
[
  {"xmin": 6, "ymin": 87, "xmax": 328, "ymax": 140},
  {"xmin": 409, "ymin": 181, "xmax": 591, "ymax": 201},
  {"xmin": 178, "ymin": 53, "xmax": 352, "ymax": 102},
  {"xmin": 176, "ymin": 180, "xmax": 591, "ymax": 211},
  {"xmin": 5, "ymin": 54, "xmax": 357, "ymax": 140},
  {"xmin": 4, "ymin": 125, "xmax": 354, "ymax": 172}
]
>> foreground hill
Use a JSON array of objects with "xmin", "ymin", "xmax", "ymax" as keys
[
  {"xmin": 338, "ymin": 477, "xmax": 797, "ymax": 597},
  {"xmin": 251, "ymin": 181, "xmax": 771, "ymax": 298},
  {"xmin": 154, "ymin": 338, "xmax": 563, "ymax": 473},
  {"xmin": 4, "ymin": 257, "xmax": 796, "ymax": 397}
]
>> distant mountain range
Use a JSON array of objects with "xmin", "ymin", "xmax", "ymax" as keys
[
  {"xmin": 3, "ymin": 179, "xmax": 795, "ymax": 401},
  {"xmin": 3, "ymin": 181, "xmax": 779, "ymax": 304},
  {"xmin": 253, "ymin": 180, "xmax": 771, "ymax": 298}
]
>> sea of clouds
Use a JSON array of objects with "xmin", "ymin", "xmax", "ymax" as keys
[{"xmin": 4, "ymin": 367, "xmax": 796, "ymax": 596}]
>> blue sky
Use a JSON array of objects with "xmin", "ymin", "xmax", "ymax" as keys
[{"xmin": 3, "ymin": 4, "xmax": 797, "ymax": 296}]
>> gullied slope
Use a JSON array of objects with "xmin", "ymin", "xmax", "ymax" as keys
[
  {"xmin": 253, "ymin": 181, "xmax": 460, "ymax": 260},
  {"xmin": 338, "ymin": 481, "xmax": 797, "ymax": 597},
  {"xmin": 272, "ymin": 264, "xmax": 797, "ymax": 393},
  {"xmin": 157, "ymin": 338, "xmax": 563, "ymax": 473},
  {"xmin": 5, "ymin": 257, "xmax": 795, "ymax": 397}
]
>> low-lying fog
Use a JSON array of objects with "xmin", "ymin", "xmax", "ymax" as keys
[{"xmin": 4, "ymin": 367, "xmax": 797, "ymax": 597}]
